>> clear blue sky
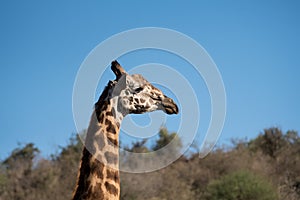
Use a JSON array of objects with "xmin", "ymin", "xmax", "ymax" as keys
[{"xmin": 0, "ymin": 1, "xmax": 299, "ymax": 159}]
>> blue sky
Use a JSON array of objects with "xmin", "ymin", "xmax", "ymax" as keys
[{"xmin": 0, "ymin": 1, "xmax": 299, "ymax": 159}]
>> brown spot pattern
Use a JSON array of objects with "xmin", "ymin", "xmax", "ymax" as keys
[
  {"xmin": 106, "ymin": 111, "xmax": 113, "ymax": 117},
  {"xmin": 85, "ymin": 185, "xmax": 93, "ymax": 198},
  {"xmin": 105, "ymin": 181, "xmax": 118, "ymax": 195},
  {"xmin": 111, "ymin": 107, "xmax": 116, "ymax": 117},
  {"xmin": 90, "ymin": 159, "xmax": 104, "ymax": 179},
  {"xmin": 102, "ymin": 101, "xmax": 108, "ymax": 111},
  {"xmin": 105, "ymin": 119, "xmax": 111, "ymax": 126},
  {"xmin": 99, "ymin": 113, "xmax": 104, "ymax": 124},
  {"xmin": 72, "ymin": 148, "xmax": 92, "ymax": 200},
  {"xmin": 106, "ymin": 169, "xmax": 119, "ymax": 182},
  {"xmin": 106, "ymin": 123, "xmax": 116, "ymax": 134},
  {"xmin": 107, "ymin": 136, "xmax": 118, "ymax": 146},
  {"xmin": 92, "ymin": 182, "xmax": 105, "ymax": 199}
]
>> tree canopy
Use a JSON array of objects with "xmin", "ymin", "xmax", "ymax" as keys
[{"xmin": 0, "ymin": 127, "xmax": 299, "ymax": 200}]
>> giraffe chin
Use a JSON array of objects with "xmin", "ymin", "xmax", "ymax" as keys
[{"xmin": 163, "ymin": 106, "xmax": 179, "ymax": 115}]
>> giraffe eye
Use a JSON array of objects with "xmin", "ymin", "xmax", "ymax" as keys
[{"xmin": 134, "ymin": 87, "xmax": 143, "ymax": 93}]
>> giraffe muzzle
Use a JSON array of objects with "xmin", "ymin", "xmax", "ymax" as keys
[{"xmin": 161, "ymin": 96, "xmax": 179, "ymax": 115}]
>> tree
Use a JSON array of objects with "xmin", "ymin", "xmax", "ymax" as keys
[
  {"xmin": 152, "ymin": 128, "xmax": 181, "ymax": 152},
  {"xmin": 0, "ymin": 168, "xmax": 7, "ymax": 197},
  {"xmin": 1, "ymin": 143, "xmax": 40, "ymax": 200},
  {"xmin": 249, "ymin": 127, "xmax": 287, "ymax": 158},
  {"xmin": 124, "ymin": 139, "xmax": 149, "ymax": 153},
  {"xmin": 3, "ymin": 143, "xmax": 39, "ymax": 172}
]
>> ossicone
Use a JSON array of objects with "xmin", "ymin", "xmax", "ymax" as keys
[{"xmin": 111, "ymin": 60, "xmax": 126, "ymax": 80}]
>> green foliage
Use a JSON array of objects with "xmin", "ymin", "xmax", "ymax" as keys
[
  {"xmin": 55, "ymin": 134, "xmax": 83, "ymax": 167},
  {"xmin": 0, "ymin": 171, "xmax": 7, "ymax": 195},
  {"xmin": 3, "ymin": 143, "xmax": 39, "ymax": 171},
  {"xmin": 152, "ymin": 128, "xmax": 181, "ymax": 151},
  {"xmin": 205, "ymin": 170, "xmax": 278, "ymax": 200},
  {"xmin": 124, "ymin": 139, "xmax": 149, "ymax": 153},
  {"xmin": 0, "ymin": 128, "xmax": 299, "ymax": 200},
  {"xmin": 124, "ymin": 128, "xmax": 182, "ymax": 153},
  {"xmin": 249, "ymin": 127, "xmax": 287, "ymax": 158}
]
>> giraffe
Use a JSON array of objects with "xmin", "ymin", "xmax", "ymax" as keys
[{"xmin": 72, "ymin": 60, "xmax": 178, "ymax": 200}]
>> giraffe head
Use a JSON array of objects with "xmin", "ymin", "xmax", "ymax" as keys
[{"xmin": 109, "ymin": 60, "xmax": 178, "ymax": 116}]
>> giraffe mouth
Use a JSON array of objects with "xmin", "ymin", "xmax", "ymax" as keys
[{"xmin": 161, "ymin": 96, "xmax": 179, "ymax": 115}]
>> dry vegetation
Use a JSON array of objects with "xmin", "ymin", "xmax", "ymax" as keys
[{"xmin": 0, "ymin": 127, "xmax": 299, "ymax": 200}]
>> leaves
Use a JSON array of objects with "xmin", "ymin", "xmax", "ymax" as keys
[
  {"xmin": 205, "ymin": 171, "xmax": 278, "ymax": 200},
  {"xmin": 0, "ymin": 128, "xmax": 299, "ymax": 200}
]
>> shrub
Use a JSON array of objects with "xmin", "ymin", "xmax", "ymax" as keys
[{"xmin": 205, "ymin": 170, "xmax": 278, "ymax": 200}]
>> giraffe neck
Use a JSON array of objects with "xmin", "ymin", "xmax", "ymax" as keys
[{"xmin": 73, "ymin": 96, "xmax": 123, "ymax": 200}]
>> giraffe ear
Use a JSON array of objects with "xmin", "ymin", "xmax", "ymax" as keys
[{"xmin": 111, "ymin": 60, "xmax": 126, "ymax": 80}]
